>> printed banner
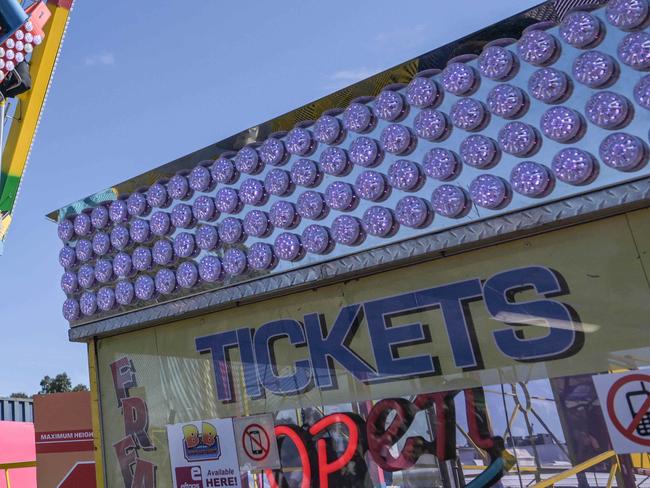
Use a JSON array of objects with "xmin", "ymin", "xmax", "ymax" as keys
[{"xmin": 167, "ymin": 418, "xmax": 241, "ymax": 488}]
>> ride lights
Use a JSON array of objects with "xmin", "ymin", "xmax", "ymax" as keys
[
  {"xmin": 0, "ymin": 1, "xmax": 49, "ymax": 78},
  {"xmin": 57, "ymin": 0, "xmax": 650, "ymax": 323}
]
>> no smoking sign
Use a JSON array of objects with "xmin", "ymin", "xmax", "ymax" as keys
[
  {"xmin": 593, "ymin": 371, "xmax": 650, "ymax": 454},
  {"xmin": 233, "ymin": 414, "xmax": 281, "ymax": 471}
]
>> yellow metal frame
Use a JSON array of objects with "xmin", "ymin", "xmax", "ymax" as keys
[
  {"xmin": 88, "ymin": 339, "xmax": 105, "ymax": 488},
  {"xmin": 0, "ymin": 1, "xmax": 72, "ymax": 240},
  {"xmin": 0, "ymin": 460, "xmax": 36, "ymax": 488},
  {"xmin": 532, "ymin": 450, "xmax": 617, "ymax": 488}
]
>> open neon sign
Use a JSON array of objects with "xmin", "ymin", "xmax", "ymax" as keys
[{"xmin": 263, "ymin": 387, "xmax": 511, "ymax": 488}]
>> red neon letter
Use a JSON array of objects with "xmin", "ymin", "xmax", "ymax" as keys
[
  {"xmin": 110, "ymin": 356, "xmax": 135, "ymax": 407},
  {"xmin": 309, "ymin": 413, "xmax": 360, "ymax": 488},
  {"xmin": 414, "ymin": 391, "xmax": 458, "ymax": 461},
  {"xmin": 366, "ymin": 398, "xmax": 422, "ymax": 471},
  {"xmin": 264, "ymin": 425, "xmax": 313, "ymax": 488},
  {"xmin": 464, "ymin": 387, "xmax": 495, "ymax": 450}
]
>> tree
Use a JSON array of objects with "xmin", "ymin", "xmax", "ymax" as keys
[
  {"xmin": 10, "ymin": 392, "xmax": 29, "ymax": 399},
  {"xmin": 39, "ymin": 373, "xmax": 72, "ymax": 394},
  {"xmin": 39, "ymin": 373, "xmax": 89, "ymax": 394}
]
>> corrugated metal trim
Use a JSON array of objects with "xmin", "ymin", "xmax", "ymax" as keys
[{"xmin": 69, "ymin": 177, "xmax": 650, "ymax": 342}]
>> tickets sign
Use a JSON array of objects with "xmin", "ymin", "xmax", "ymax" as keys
[{"xmin": 95, "ymin": 212, "xmax": 650, "ymax": 484}]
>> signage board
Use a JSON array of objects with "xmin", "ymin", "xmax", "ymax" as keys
[
  {"xmin": 33, "ymin": 392, "xmax": 95, "ymax": 488},
  {"xmin": 593, "ymin": 370, "xmax": 650, "ymax": 454},
  {"xmin": 167, "ymin": 418, "xmax": 241, "ymax": 488},
  {"xmin": 233, "ymin": 414, "xmax": 281, "ymax": 471}
]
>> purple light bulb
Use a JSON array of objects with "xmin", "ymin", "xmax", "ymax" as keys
[
  {"xmin": 135, "ymin": 275, "xmax": 155, "ymax": 300},
  {"xmin": 405, "ymin": 77, "xmax": 439, "ymax": 108},
  {"xmin": 302, "ymin": 225, "xmax": 331, "ymax": 254},
  {"xmin": 199, "ymin": 255, "xmax": 222, "ymax": 283},
  {"xmin": 223, "ymin": 248, "xmax": 247, "ymax": 276},
  {"xmin": 395, "ymin": 196, "xmax": 430, "ymax": 228},
  {"xmin": 361, "ymin": 206, "xmax": 395, "ymax": 237},
  {"xmin": 469, "ymin": 174, "xmax": 509, "ymax": 209},
  {"xmin": 431, "ymin": 185, "xmax": 469, "ymax": 218},
  {"xmin": 509, "ymin": 161, "xmax": 552, "ymax": 197}
]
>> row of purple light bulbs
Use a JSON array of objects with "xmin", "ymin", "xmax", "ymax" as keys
[
  {"xmin": 58, "ymin": 104, "xmax": 650, "ymax": 275},
  {"xmin": 59, "ymin": 2, "xmax": 641, "ymax": 320},
  {"xmin": 60, "ymin": 132, "xmax": 643, "ymax": 323},
  {"xmin": 58, "ymin": 28, "xmax": 650, "ymax": 253},
  {"xmin": 57, "ymin": 0, "xmax": 650, "ymax": 246}
]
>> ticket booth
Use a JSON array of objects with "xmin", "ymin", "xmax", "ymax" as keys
[{"xmin": 50, "ymin": 0, "xmax": 650, "ymax": 486}]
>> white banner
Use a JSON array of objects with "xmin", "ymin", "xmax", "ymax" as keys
[{"xmin": 167, "ymin": 418, "xmax": 242, "ymax": 488}]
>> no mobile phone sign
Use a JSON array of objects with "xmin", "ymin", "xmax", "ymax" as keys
[
  {"xmin": 233, "ymin": 414, "xmax": 281, "ymax": 471},
  {"xmin": 593, "ymin": 371, "xmax": 650, "ymax": 454}
]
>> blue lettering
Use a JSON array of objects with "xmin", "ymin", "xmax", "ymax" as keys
[
  {"xmin": 483, "ymin": 266, "xmax": 581, "ymax": 361},
  {"xmin": 236, "ymin": 328, "xmax": 263, "ymax": 399},
  {"xmin": 304, "ymin": 305, "xmax": 377, "ymax": 389},
  {"xmin": 195, "ymin": 330, "xmax": 239, "ymax": 402},
  {"xmin": 254, "ymin": 319, "xmax": 312, "ymax": 395},
  {"xmin": 363, "ymin": 292, "xmax": 437, "ymax": 379},
  {"xmin": 413, "ymin": 279, "xmax": 483, "ymax": 369}
]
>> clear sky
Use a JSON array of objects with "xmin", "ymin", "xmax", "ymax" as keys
[{"xmin": 0, "ymin": 0, "xmax": 539, "ymax": 396}]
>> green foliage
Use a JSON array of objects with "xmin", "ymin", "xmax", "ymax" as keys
[{"xmin": 39, "ymin": 373, "xmax": 88, "ymax": 394}]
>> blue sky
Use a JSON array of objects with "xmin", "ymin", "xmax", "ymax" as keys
[{"xmin": 0, "ymin": 0, "xmax": 539, "ymax": 395}]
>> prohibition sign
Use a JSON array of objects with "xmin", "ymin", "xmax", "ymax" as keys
[
  {"xmin": 242, "ymin": 423, "xmax": 271, "ymax": 461},
  {"xmin": 606, "ymin": 373, "xmax": 650, "ymax": 447}
]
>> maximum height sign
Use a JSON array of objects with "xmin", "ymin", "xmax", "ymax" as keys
[{"xmin": 593, "ymin": 371, "xmax": 650, "ymax": 454}]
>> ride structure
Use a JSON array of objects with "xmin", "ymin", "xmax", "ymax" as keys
[{"xmin": 0, "ymin": 0, "xmax": 73, "ymax": 254}]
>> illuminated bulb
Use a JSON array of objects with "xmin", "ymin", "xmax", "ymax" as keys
[
  {"xmin": 0, "ymin": 72, "xmax": 5, "ymax": 82},
  {"xmin": 15, "ymin": 52, "xmax": 24, "ymax": 63},
  {"xmin": 0, "ymin": 59, "xmax": 4, "ymax": 69},
  {"xmin": 24, "ymin": 43, "xmax": 32, "ymax": 54},
  {"xmin": 24, "ymin": 33, "xmax": 33, "ymax": 43},
  {"xmin": 33, "ymin": 35, "xmax": 42, "ymax": 45},
  {"xmin": 24, "ymin": 21, "xmax": 33, "ymax": 32},
  {"xmin": 5, "ymin": 50, "xmax": 14, "ymax": 60},
  {"xmin": 6, "ymin": 61, "xmax": 15, "ymax": 71},
  {"xmin": 6, "ymin": 39, "xmax": 14, "ymax": 49},
  {"xmin": 15, "ymin": 41, "xmax": 23, "ymax": 51},
  {"xmin": 0, "ymin": 47, "xmax": 4, "ymax": 57},
  {"xmin": 15, "ymin": 30, "xmax": 24, "ymax": 41}
]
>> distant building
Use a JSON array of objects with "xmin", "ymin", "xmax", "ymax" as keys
[{"xmin": 0, "ymin": 396, "xmax": 34, "ymax": 422}]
